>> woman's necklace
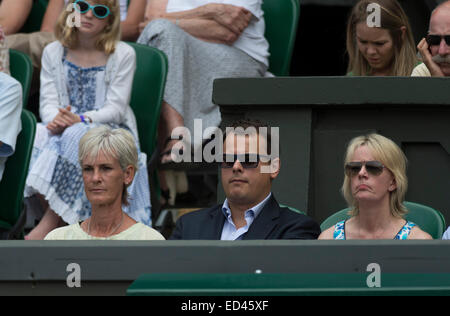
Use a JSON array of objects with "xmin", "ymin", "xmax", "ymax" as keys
[
  {"xmin": 87, "ymin": 212, "xmax": 124, "ymax": 238},
  {"xmin": 356, "ymin": 216, "xmax": 404, "ymax": 239}
]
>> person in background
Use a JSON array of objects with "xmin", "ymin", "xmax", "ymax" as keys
[
  {"xmin": 412, "ymin": 1, "xmax": 450, "ymax": 77},
  {"xmin": 40, "ymin": 0, "xmax": 145, "ymax": 40},
  {"xmin": 24, "ymin": 0, "xmax": 152, "ymax": 240},
  {"xmin": 6, "ymin": 0, "xmax": 146, "ymax": 70},
  {"xmin": 346, "ymin": 0, "xmax": 417, "ymax": 76},
  {"xmin": 0, "ymin": 0, "xmax": 34, "ymax": 35},
  {"xmin": 0, "ymin": 72, "xmax": 22, "ymax": 182},
  {"xmin": 0, "ymin": 24, "xmax": 9, "ymax": 74},
  {"xmin": 137, "ymin": 0, "xmax": 270, "ymax": 205}
]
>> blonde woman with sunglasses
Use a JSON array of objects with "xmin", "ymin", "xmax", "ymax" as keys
[
  {"xmin": 319, "ymin": 134, "xmax": 431, "ymax": 240},
  {"xmin": 24, "ymin": 0, "xmax": 152, "ymax": 240}
]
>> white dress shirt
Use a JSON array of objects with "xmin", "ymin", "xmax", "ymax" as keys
[{"xmin": 220, "ymin": 192, "xmax": 272, "ymax": 240}]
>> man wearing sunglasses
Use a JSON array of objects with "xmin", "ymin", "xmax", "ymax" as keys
[
  {"xmin": 170, "ymin": 120, "xmax": 321, "ymax": 240},
  {"xmin": 412, "ymin": 1, "xmax": 450, "ymax": 77}
]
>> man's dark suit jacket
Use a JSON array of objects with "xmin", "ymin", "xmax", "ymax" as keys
[{"xmin": 169, "ymin": 195, "xmax": 321, "ymax": 240}]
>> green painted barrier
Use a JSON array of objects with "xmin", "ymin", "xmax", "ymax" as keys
[{"xmin": 127, "ymin": 273, "xmax": 450, "ymax": 296}]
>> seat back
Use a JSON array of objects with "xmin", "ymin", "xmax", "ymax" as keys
[
  {"xmin": 126, "ymin": 42, "xmax": 168, "ymax": 157},
  {"xmin": 402, "ymin": 201, "xmax": 446, "ymax": 240},
  {"xmin": 126, "ymin": 42, "xmax": 168, "ymax": 220},
  {"xmin": 19, "ymin": 0, "xmax": 49, "ymax": 33},
  {"xmin": 320, "ymin": 201, "xmax": 446, "ymax": 239},
  {"xmin": 9, "ymin": 49, "xmax": 33, "ymax": 108},
  {"xmin": 320, "ymin": 209, "xmax": 350, "ymax": 232},
  {"xmin": 0, "ymin": 110, "xmax": 36, "ymax": 231},
  {"xmin": 262, "ymin": 0, "xmax": 300, "ymax": 76},
  {"xmin": 279, "ymin": 204, "xmax": 306, "ymax": 215}
]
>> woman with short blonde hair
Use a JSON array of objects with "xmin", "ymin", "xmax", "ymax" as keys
[
  {"xmin": 45, "ymin": 126, "xmax": 164, "ymax": 240},
  {"xmin": 319, "ymin": 133, "xmax": 432, "ymax": 240},
  {"xmin": 341, "ymin": 133, "xmax": 408, "ymax": 218},
  {"xmin": 78, "ymin": 125, "xmax": 139, "ymax": 206},
  {"xmin": 346, "ymin": 0, "xmax": 417, "ymax": 76}
]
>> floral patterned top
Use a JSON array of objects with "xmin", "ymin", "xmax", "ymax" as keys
[
  {"xmin": 63, "ymin": 52, "xmax": 106, "ymax": 114},
  {"xmin": 333, "ymin": 220, "xmax": 416, "ymax": 240}
]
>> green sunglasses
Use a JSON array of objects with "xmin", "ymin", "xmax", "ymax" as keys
[{"xmin": 74, "ymin": 0, "xmax": 111, "ymax": 19}]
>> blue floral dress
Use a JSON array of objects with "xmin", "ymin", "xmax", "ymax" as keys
[
  {"xmin": 333, "ymin": 220, "xmax": 416, "ymax": 240},
  {"xmin": 25, "ymin": 54, "xmax": 152, "ymax": 226}
]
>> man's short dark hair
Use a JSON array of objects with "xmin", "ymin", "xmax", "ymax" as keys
[{"xmin": 223, "ymin": 118, "xmax": 279, "ymax": 157}]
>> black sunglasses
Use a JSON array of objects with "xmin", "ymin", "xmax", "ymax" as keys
[
  {"xmin": 345, "ymin": 161, "xmax": 385, "ymax": 177},
  {"xmin": 426, "ymin": 34, "xmax": 450, "ymax": 46},
  {"xmin": 221, "ymin": 153, "xmax": 270, "ymax": 169}
]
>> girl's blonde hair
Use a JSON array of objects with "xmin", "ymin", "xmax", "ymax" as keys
[
  {"xmin": 346, "ymin": 0, "xmax": 417, "ymax": 76},
  {"xmin": 54, "ymin": 0, "xmax": 121, "ymax": 54},
  {"xmin": 341, "ymin": 133, "xmax": 408, "ymax": 218}
]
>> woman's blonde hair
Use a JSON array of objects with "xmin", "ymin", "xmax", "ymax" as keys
[
  {"xmin": 79, "ymin": 125, "xmax": 138, "ymax": 206},
  {"xmin": 346, "ymin": 0, "xmax": 417, "ymax": 76},
  {"xmin": 54, "ymin": 0, "xmax": 121, "ymax": 54},
  {"xmin": 341, "ymin": 133, "xmax": 408, "ymax": 218}
]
